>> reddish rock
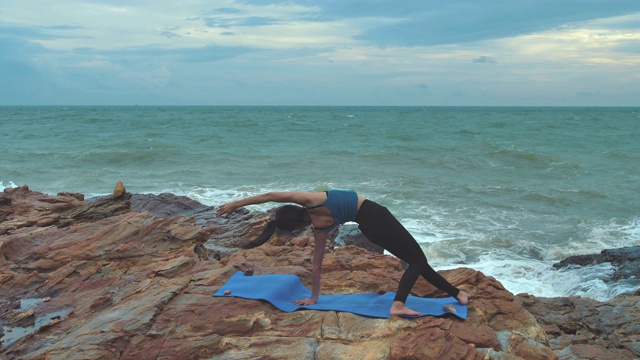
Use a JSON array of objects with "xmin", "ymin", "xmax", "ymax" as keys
[{"xmin": 1, "ymin": 184, "xmax": 638, "ymax": 359}]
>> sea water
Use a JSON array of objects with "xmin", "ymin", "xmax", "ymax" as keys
[{"xmin": 1, "ymin": 106, "xmax": 639, "ymax": 301}]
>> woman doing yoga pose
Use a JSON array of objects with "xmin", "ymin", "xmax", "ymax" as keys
[{"xmin": 216, "ymin": 189, "xmax": 470, "ymax": 317}]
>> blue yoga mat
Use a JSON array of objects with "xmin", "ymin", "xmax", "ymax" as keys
[{"xmin": 213, "ymin": 271, "xmax": 467, "ymax": 319}]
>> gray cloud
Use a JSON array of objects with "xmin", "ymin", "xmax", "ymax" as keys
[
  {"xmin": 247, "ymin": 0, "xmax": 640, "ymax": 46},
  {"xmin": 214, "ymin": 7, "xmax": 243, "ymax": 15},
  {"xmin": 0, "ymin": 24, "xmax": 57, "ymax": 40},
  {"xmin": 0, "ymin": 37, "xmax": 68, "ymax": 105},
  {"xmin": 473, "ymin": 56, "xmax": 496, "ymax": 64},
  {"xmin": 177, "ymin": 44, "xmax": 257, "ymax": 63},
  {"xmin": 614, "ymin": 40, "xmax": 640, "ymax": 53},
  {"xmin": 204, "ymin": 15, "xmax": 283, "ymax": 28},
  {"xmin": 0, "ymin": 23, "xmax": 91, "ymax": 42},
  {"xmin": 46, "ymin": 25, "xmax": 86, "ymax": 30},
  {"xmin": 62, "ymin": 43, "xmax": 256, "ymax": 64},
  {"xmin": 360, "ymin": 2, "xmax": 640, "ymax": 46},
  {"xmin": 160, "ymin": 29, "xmax": 181, "ymax": 38}
]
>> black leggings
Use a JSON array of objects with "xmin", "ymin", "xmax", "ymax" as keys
[{"xmin": 355, "ymin": 200, "xmax": 460, "ymax": 303}]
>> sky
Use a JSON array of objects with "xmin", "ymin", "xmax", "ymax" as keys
[{"xmin": 1, "ymin": 0, "xmax": 639, "ymax": 106}]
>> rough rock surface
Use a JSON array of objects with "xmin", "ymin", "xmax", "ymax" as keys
[
  {"xmin": 553, "ymin": 246, "xmax": 640, "ymax": 281},
  {"xmin": 1, "ymin": 184, "xmax": 638, "ymax": 359},
  {"xmin": 515, "ymin": 293, "xmax": 640, "ymax": 360}
]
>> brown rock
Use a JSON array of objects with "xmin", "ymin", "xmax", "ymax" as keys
[
  {"xmin": 3, "ymin": 309, "xmax": 36, "ymax": 327},
  {"xmin": 0, "ymin": 192, "xmax": 11, "ymax": 205},
  {"xmin": 130, "ymin": 192, "xmax": 210, "ymax": 218},
  {"xmin": 558, "ymin": 344, "xmax": 629, "ymax": 360},
  {"xmin": 1, "ymin": 185, "xmax": 638, "ymax": 359},
  {"xmin": 0, "ymin": 273, "xmax": 13, "ymax": 284},
  {"xmin": 512, "ymin": 339, "xmax": 558, "ymax": 360},
  {"xmin": 112, "ymin": 181, "xmax": 126, "ymax": 200},
  {"xmin": 0, "ymin": 184, "xmax": 131, "ymax": 233},
  {"xmin": 289, "ymin": 236, "xmax": 310, "ymax": 247}
]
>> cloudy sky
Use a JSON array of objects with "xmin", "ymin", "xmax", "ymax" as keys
[{"xmin": 1, "ymin": 1, "xmax": 639, "ymax": 106}]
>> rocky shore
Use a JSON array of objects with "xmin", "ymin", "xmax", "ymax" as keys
[{"xmin": 1, "ymin": 183, "xmax": 638, "ymax": 359}]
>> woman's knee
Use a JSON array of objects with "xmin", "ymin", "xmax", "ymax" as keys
[{"xmin": 406, "ymin": 261, "xmax": 429, "ymax": 274}]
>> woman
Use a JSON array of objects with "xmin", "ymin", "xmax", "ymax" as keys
[{"xmin": 216, "ymin": 189, "xmax": 470, "ymax": 317}]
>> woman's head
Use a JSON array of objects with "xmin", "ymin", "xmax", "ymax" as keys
[
  {"xmin": 274, "ymin": 205, "xmax": 310, "ymax": 230},
  {"xmin": 243, "ymin": 205, "xmax": 310, "ymax": 248}
]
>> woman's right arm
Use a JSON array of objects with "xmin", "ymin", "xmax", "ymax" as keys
[
  {"xmin": 293, "ymin": 229, "xmax": 328, "ymax": 306},
  {"xmin": 216, "ymin": 191, "xmax": 312, "ymax": 216}
]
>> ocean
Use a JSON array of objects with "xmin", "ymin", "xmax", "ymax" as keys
[{"xmin": 1, "ymin": 106, "xmax": 639, "ymax": 301}]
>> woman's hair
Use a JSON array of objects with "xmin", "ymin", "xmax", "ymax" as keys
[{"xmin": 243, "ymin": 205, "xmax": 311, "ymax": 248}]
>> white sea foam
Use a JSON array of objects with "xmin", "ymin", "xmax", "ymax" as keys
[
  {"xmin": 541, "ymin": 218, "xmax": 640, "ymax": 262},
  {"xmin": 435, "ymin": 254, "xmax": 636, "ymax": 301},
  {"xmin": 184, "ymin": 184, "xmax": 296, "ymax": 210},
  {"xmin": 0, "ymin": 180, "xmax": 17, "ymax": 191},
  {"xmin": 420, "ymin": 213, "xmax": 640, "ymax": 301}
]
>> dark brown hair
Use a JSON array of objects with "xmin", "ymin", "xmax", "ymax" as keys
[{"xmin": 243, "ymin": 205, "xmax": 310, "ymax": 248}]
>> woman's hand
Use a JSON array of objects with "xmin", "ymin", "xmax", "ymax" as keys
[
  {"xmin": 216, "ymin": 202, "xmax": 238, "ymax": 217},
  {"xmin": 293, "ymin": 298, "xmax": 317, "ymax": 306}
]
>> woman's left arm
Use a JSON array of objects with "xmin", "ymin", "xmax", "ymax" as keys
[{"xmin": 294, "ymin": 229, "xmax": 328, "ymax": 306}]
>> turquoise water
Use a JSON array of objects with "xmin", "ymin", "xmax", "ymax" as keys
[{"xmin": 2, "ymin": 106, "xmax": 639, "ymax": 300}]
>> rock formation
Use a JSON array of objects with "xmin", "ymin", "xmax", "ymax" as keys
[
  {"xmin": 0, "ymin": 184, "xmax": 638, "ymax": 359},
  {"xmin": 553, "ymin": 246, "xmax": 640, "ymax": 282}
]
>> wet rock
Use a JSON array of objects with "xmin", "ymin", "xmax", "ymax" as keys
[
  {"xmin": 553, "ymin": 246, "xmax": 640, "ymax": 283},
  {"xmin": 515, "ymin": 293, "xmax": 640, "ymax": 359}
]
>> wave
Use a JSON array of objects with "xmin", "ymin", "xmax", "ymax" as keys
[
  {"xmin": 0, "ymin": 180, "xmax": 18, "ymax": 191},
  {"xmin": 488, "ymin": 146, "xmax": 582, "ymax": 172},
  {"xmin": 437, "ymin": 251, "xmax": 638, "ymax": 301}
]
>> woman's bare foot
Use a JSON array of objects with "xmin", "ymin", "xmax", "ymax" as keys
[
  {"xmin": 456, "ymin": 291, "xmax": 470, "ymax": 305},
  {"xmin": 390, "ymin": 301, "xmax": 422, "ymax": 317}
]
